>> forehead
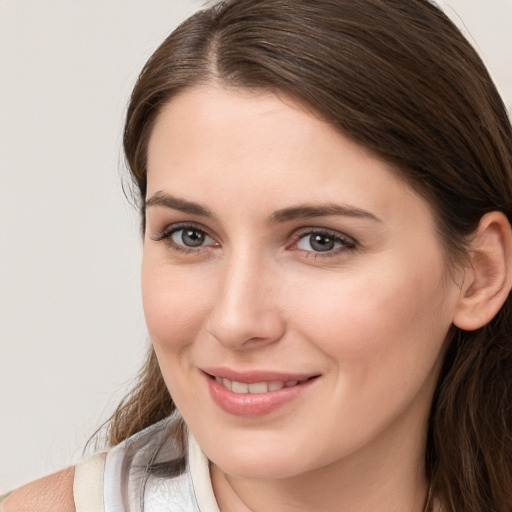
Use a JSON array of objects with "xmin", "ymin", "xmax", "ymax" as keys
[
  {"xmin": 147, "ymin": 86, "xmax": 334, "ymax": 176},
  {"xmin": 146, "ymin": 85, "xmax": 432, "ymax": 228}
]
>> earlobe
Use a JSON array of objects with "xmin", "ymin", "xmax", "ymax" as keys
[{"xmin": 453, "ymin": 211, "xmax": 512, "ymax": 331}]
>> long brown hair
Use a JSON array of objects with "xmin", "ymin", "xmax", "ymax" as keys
[{"xmin": 107, "ymin": 1, "xmax": 512, "ymax": 510}]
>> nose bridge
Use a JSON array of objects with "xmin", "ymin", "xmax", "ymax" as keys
[{"xmin": 206, "ymin": 247, "xmax": 284, "ymax": 349}]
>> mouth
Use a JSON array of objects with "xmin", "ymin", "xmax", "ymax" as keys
[
  {"xmin": 207, "ymin": 374, "xmax": 316, "ymax": 394},
  {"xmin": 201, "ymin": 368, "xmax": 320, "ymax": 417}
]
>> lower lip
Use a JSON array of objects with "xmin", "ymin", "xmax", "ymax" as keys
[{"xmin": 204, "ymin": 374, "xmax": 318, "ymax": 417}]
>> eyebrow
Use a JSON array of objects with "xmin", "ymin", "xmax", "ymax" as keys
[
  {"xmin": 145, "ymin": 191, "xmax": 213, "ymax": 217},
  {"xmin": 269, "ymin": 203, "xmax": 381, "ymax": 224},
  {"xmin": 145, "ymin": 191, "xmax": 380, "ymax": 224}
]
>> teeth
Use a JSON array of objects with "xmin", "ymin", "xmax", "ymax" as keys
[
  {"xmin": 231, "ymin": 381, "xmax": 248, "ymax": 393},
  {"xmin": 222, "ymin": 378, "xmax": 232, "ymax": 391},
  {"xmin": 269, "ymin": 381, "xmax": 284, "ymax": 391},
  {"xmin": 248, "ymin": 382, "xmax": 268, "ymax": 393},
  {"xmin": 214, "ymin": 377, "xmax": 308, "ymax": 394}
]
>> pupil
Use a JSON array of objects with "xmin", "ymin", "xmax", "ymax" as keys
[
  {"xmin": 182, "ymin": 229, "xmax": 205, "ymax": 247},
  {"xmin": 310, "ymin": 234, "xmax": 334, "ymax": 252}
]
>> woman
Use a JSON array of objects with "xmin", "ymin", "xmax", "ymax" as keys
[{"xmin": 3, "ymin": 0, "xmax": 511, "ymax": 510}]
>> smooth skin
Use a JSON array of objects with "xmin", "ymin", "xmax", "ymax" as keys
[
  {"xmin": 0, "ymin": 468, "xmax": 74, "ymax": 511},
  {"xmin": 5, "ymin": 86, "xmax": 511, "ymax": 511},
  {"xmin": 142, "ymin": 85, "xmax": 512, "ymax": 512}
]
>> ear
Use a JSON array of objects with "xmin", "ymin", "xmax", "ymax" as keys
[{"xmin": 453, "ymin": 211, "xmax": 512, "ymax": 331}]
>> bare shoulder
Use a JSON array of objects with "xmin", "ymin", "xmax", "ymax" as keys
[{"xmin": 1, "ymin": 466, "xmax": 75, "ymax": 512}]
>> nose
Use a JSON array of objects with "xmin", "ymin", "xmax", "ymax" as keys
[{"xmin": 206, "ymin": 253, "xmax": 286, "ymax": 350}]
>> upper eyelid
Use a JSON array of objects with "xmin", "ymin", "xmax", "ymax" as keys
[
  {"xmin": 291, "ymin": 226, "xmax": 356, "ymax": 242},
  {"xmin": 151, "ymin": 222, "xmax": 217, "ymax": 242}
]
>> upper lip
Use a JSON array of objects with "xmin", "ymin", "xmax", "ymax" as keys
[{"xmin": 201, "ymin": 367, "xmax": 320, "ymax": 384}]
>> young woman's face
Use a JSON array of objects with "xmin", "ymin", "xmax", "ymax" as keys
[{"xmin": 142, "ymin": 86, "xmax": 462, "ymax": 481}]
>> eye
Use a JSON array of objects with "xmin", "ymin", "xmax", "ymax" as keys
[
  {"xmin": 171, "ymin": 227, "xmax": 213, "ymax": 247},
  {"xmin": 294, "ymin": 230, "xmax": 356, "ymax": 254},
  {"xmin": 151, "ymin": 224, "xmax": 218, "ymax": 253}
]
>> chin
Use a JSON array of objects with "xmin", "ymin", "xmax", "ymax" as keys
[
  {"xmin": 212, "ymin": 452, "xmax": 304, "ymax": 481},
  {"xmin": 197, "ymin": 427, "xmax": 320, "ymax": 481}
]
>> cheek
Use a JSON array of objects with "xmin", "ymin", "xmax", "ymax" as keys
[
  {"xmin": 280, "ymin": 262, "xmax": 455, "ymax": 448},
  {"xmin": 141, "ymin": 258, "xmax": 211, "ymax": 354},
  {"xmin": 141, "ymin": 260, "xmax": 214, "ymax": 407},
  {"xmin": 288, "ymin": 258, "xmax": 454, "ymax": 378}
]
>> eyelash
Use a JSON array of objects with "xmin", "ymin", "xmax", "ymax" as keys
[
  {"xmin": 151, "ymin": 223, "xmax": 216, "ymax": 254},
  {"xmin": 289, "ymin": 228, "xmax": 357, "ymax": 258},
  {"xmin": 151, "ymin": 223, "xmax": 357, "ymax": 258}
]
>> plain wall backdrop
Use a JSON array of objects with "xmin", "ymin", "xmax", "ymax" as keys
[{"xmin": 0, "ymin": 0, "xmax": 510, "ymax": 493}]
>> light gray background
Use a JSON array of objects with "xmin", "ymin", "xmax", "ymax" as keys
[{"xmin": 0, "ymin": 0, "xmax": 510, "ymax": 493}]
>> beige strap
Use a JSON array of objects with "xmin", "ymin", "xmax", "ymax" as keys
[
  {"xmin": 73, "ymin": 453, "xmax": 107, "ymax": 512},
  {"xmin": 188, "ymin": 433, "xmax": 221, "ymax": 512}
]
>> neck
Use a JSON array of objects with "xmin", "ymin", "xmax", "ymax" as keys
[{"xmin": 212, "ymin": 458, "xmax": 429, "ymax": 512}]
